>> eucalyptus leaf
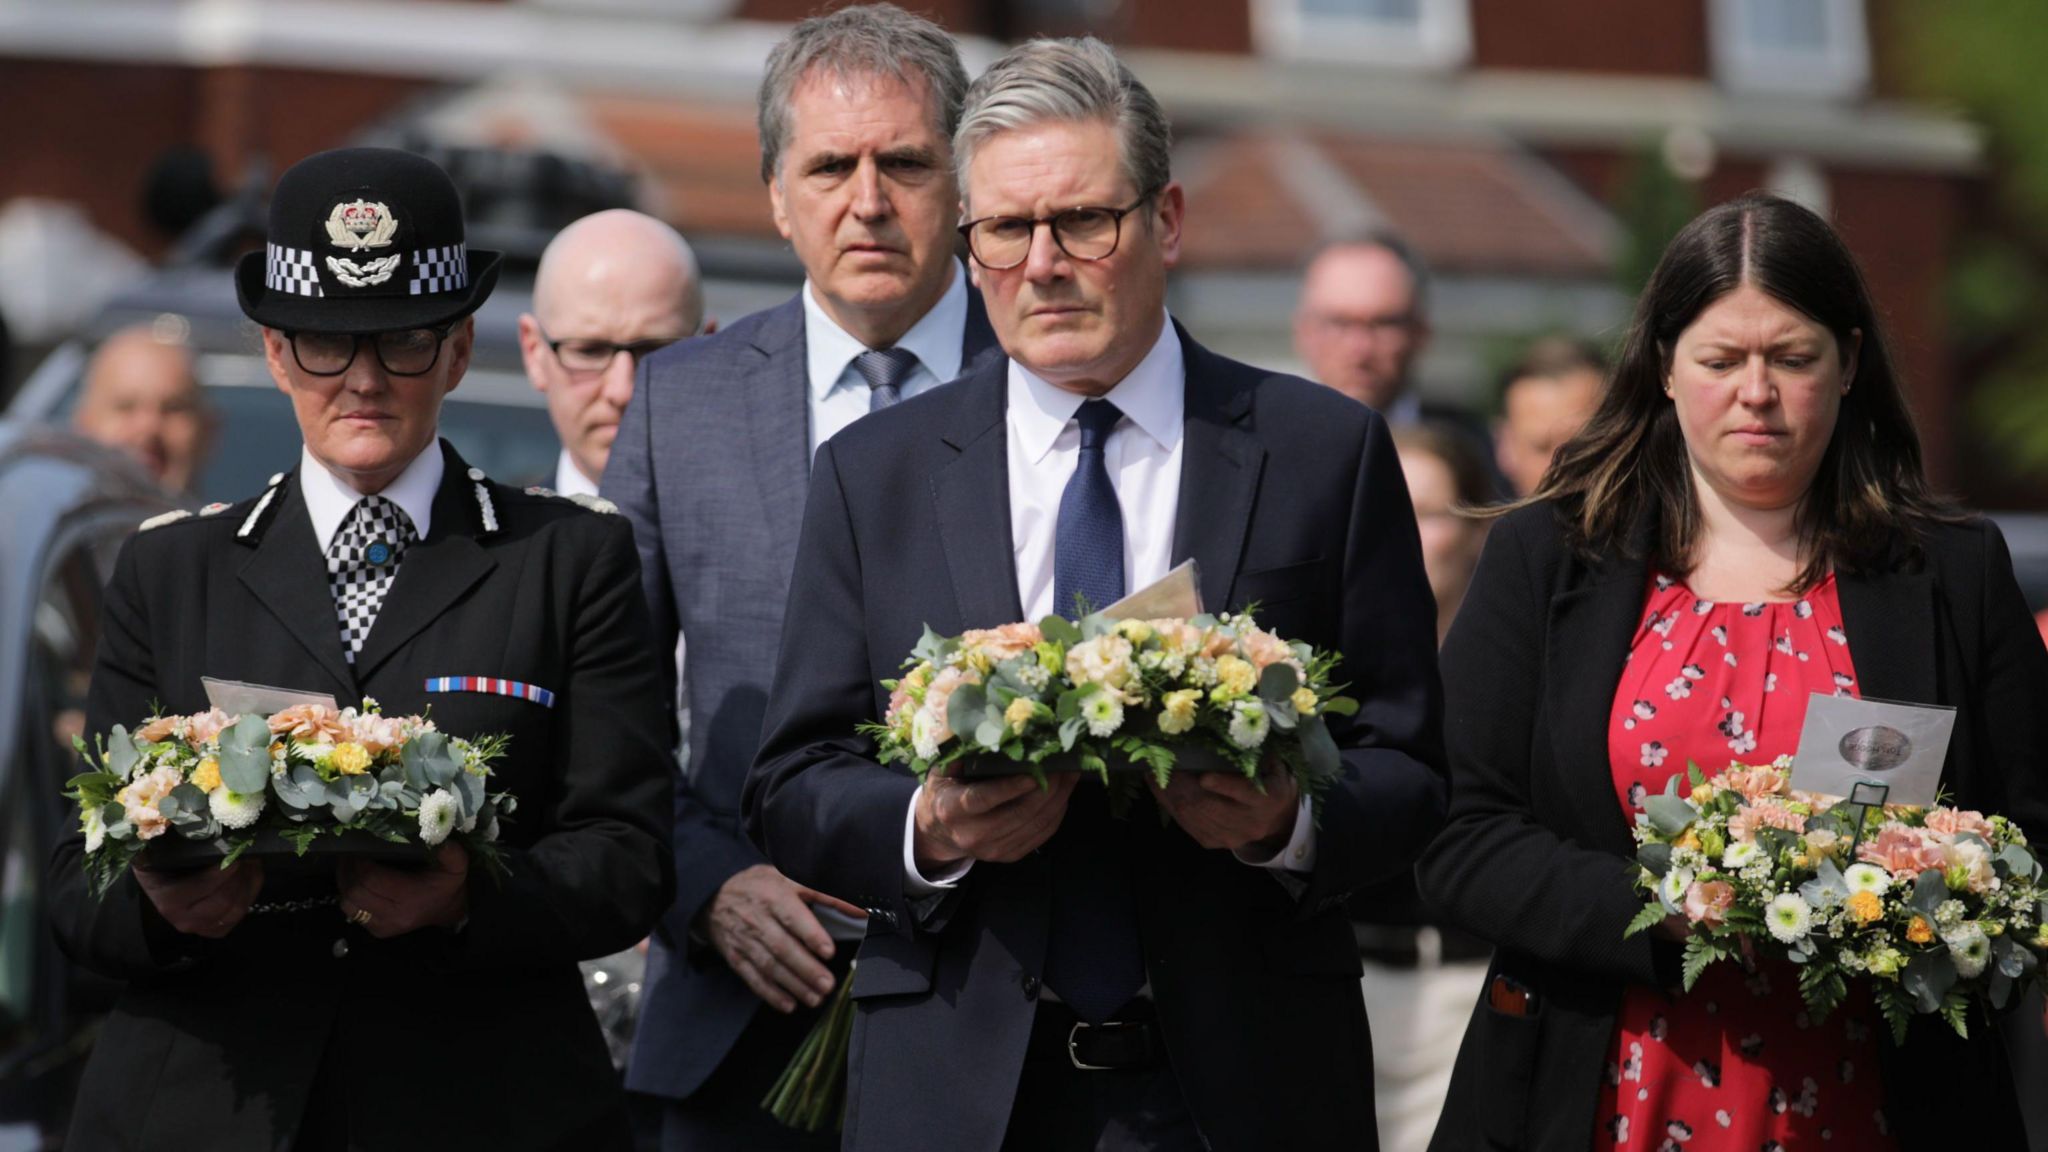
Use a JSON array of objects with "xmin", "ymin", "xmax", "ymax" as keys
[
  {"xmin": 1638, "ymin": 842, "xmax": 1674, "ymax": 878},
  {"xmin": 1256, "ymin": 662, "xmax": 1300, "ymax": 704},
  {"xmin": 404, "ymin": 732, "xmax": 459, "ymax": 788},
  {"xmin": 971, "ymin": 718, "xmax": 1006, "ymax": 752},
  {"xmin": 1297, "ymin": 715, "xmax": 1340, "ymax": 781},
  {"xmin": 1799, "ymin": 858, "xmax": 1850, "ymax": 910},
  {"xmin": 1059, "ymin": 716, "xmax": 1085, "ymax": 752},
  {"xmin": 1317, "ymin": 696, "xmax": 1359, "ymax": 718},
  {"xmin": 1991, "ymin": 971, "xmax": 2015, "ymax": 1011},
  {"xmin": 452, "ymin": 771, "xmax": 484, "ymax": 816},
  {"xmin": 106, "ymin": 727, "xmax": 140, "ymax": 778},
  {"xmin": 1911, "ymin": 869, "xmax": 1950, "ymax": 917},
  {"xmin": 170, "ymin": 783, "xmax": 207, "ymax": 812},
  {"xmin": 1998, "ymin": 844, "xmax": 2041, "ymax": 883},
  {"xmin": 275, "ymin": 765, "xmax": 326, "ymax": 810},
  {"xmin": 1643, "ymin": 794, "xmax": 1700, "ymax": 838},
  {"xmin": 218, "ymin": 714, "xmax": 274, "ymax": 794},
  {"xmin": 1039, "ymin": 615, "xmax": 1082, "ymax": 648},
  {"xmin": 947, "ymin": 683, "xmax": 989, "ymax": 749},
  {"xmin": 1902, "ymin": 951, "xmax": 1958, "ymax": 1014}
]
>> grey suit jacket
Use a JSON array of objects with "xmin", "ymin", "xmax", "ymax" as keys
[{"xmin": 604, "ymin": 289, "xmax": 1002, "ymax": 1100}]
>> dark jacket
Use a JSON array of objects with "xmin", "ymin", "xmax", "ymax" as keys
[
  {"xmin": 743, "ymin": 325, "xmax": 1449, "ymax": 1152},
  {"xmin": 604, "ymin": 288, "xmax": 1002, "ymax": 1105},
  {"xmin": 1417, "ymin": 500, "xmax": 2047, "ymax": 1151},
  {"xmin": 48, "ymin": 441, "xmax": 675, "ymax": 1151}
]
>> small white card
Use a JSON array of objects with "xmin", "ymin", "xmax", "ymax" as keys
[
  {"xmin": 201, "ymin": 677, "xmax": 339, "ymax": 716},
  {"xmin": 1789, "ymin": 694, "xmax": 1955, "ymax": 807},
  {"xmin": 1100, "ymin": 560, "xmax": 1204, "ymax": 622}
]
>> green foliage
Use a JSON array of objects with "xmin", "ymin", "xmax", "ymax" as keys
[
  {"xmin": 1874, "ymin": 982, "xmax": 1915, "ymax": 1046},
  {"xmin": 1798, "ymin": 961, "xmax": 1848, "ymax": 1024},
  {"xmin": 1613, "ymin": 143, "xmax": 1700, "ymax": 299},
  {"xmin": 1680, "ymin": 935, "xmax": 1730, "ymax": 991},
  {"xmin": 1624, "ymin": 902, "xmax": 1667, "ymax": 939}
]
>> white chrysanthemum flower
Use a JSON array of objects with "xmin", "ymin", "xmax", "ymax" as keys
[
  {"xmin": 1945, "ymin": 924, "xmax": 1991, "ymax": 978},
  {"xmin": 1227, "ymin": 700, "xmax": 1270, "ymax": 749},
  {"xmin": 1766, "ymin": 893, "xmax": 1814, "ymax": 943},
  {"xmin": 459, "ymin": 805, "xmax": 479, "ymax": 834},
  {"xmin": 1082, "ymin": 692, "xmax": 1125, "ymax": 738},
  {"xmin": 1722, "ymin": 841, "xmax": 1761, "ymax": 870},
  {"xmin": 209, "ymin": 788, "xmax": 264, "ymax": 829},
  {"xmin": 1661, "ymin": 867, "xmax": 1695, "ymax": 911},
  {"xmin": 1844, "ymin": 863, "xmax": 1891, "ymax": 895},
  {"xmin": 82, "ymin": 806, "xmax": 106, "ymax": 853},
  {"xmin": 911, "ymin": 709, "xmax": 942, "ymax": 761},
  {"xmin": 418, "ymin": 790, "xmax": 459, "ymax": 846}
]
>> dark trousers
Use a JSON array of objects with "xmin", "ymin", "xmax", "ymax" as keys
[
  {"xmin": 656, "ymin": 990, "xmax": 842, "ymax": 1152},
  {"xmin": 1000, "ymin": 1000, "xmax": 1206, "ymax": 1152}
]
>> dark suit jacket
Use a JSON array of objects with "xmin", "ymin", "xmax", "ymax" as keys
[
  {"xmin": 48, "ymin": 441, "xmax": 675, "ymax": 1151},
  {"xmin": 605, "ymin": 289, "xmax": 1001, "ymax": 1102},
  {"xmin": 743, "ymin": 324, "xmax": 1449, "ymax": 1152},
  {"xmin": 1417, "ymin": 500, "xmax": 2048, "ymax": 1152}
]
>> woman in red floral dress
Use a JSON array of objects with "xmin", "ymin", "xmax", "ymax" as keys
[{"xmin": 1418, "ymin": 192, "xmax": 2045, "ymax": 1152}]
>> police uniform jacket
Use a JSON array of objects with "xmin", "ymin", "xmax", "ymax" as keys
[{"xmin": 48, "ymin": 440, "xmax": 675, "ymax": 1151}]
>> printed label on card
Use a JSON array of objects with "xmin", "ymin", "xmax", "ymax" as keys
[{"xmin": 1789, "ymin": 694, "xmax": 1955, "ymax": 807}]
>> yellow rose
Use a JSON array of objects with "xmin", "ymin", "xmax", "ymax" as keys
[
  {"xmin": 1291, "ymin": 686, "xmax": 1317, "ymax": 716},
  {"xmin": 189, "ymin": 758, "xmax": 222, "ymax": 794},
  {"xmin": 1906, "ymin": 915, "xmax": 1935, "ymax": 945},
  {"xmin": 1214, "ymin": 655, "xmax": 1257, "ymax": 697},
  {"xmin": 331, "ymin": 742, "xmax": 372, "ymax": 776},
  {"xmin": 1689, "ymin": 783, "xmax": 1718, "ymax": 805},
  {"xmin": 1159, "ymin": 689, "xmax": 1201, "ymax": 736},
  {"xmin": 1003, "ymin": 697, "xmax": 1036, "ymax": 736},
  {"xmin": 1845, "ymin": 890, "xmax": 1883, "ymax": 925},
  {"xmin": 1676, "ymin": 829, "xmax": 1702, "ymax": 853},
  {"xmin": 1116, "ymin": 619, "xmax": 1153, "ymax": 645}
]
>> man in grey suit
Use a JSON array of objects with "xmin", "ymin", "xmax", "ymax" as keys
[{"xmin": 602, "ymin": 6, "xmax": 1000, "ymax": 1147}]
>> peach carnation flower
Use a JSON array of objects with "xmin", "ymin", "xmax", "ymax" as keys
[
  {"xmin": 961, "ymin": 622, "xmax": 1043, "ymax": 662},
  {"xmin": 1728, "ymin": 801, "xmax": 1805, "ymax": 843},
  {"xmin": 268, "ymin": 704, "xmax": 348, "ymax": 744},
  {"xmin": 1716, "ymin": 765, "xmax": 1787, "ymax": 805},
  {"xmin": 117, "ymin": 765, "xmax": 184, "ymax": 841},
  {"xmin": 1923, "ymin": 808, "xmax": 1997, "ymax": 841},
  {"xmin": 1683, "ymin": 879, "xmax": 1735, "ymax": 927},
  {"xmin": 1857, "ymin": 825, "xmax": 1947, "ymax": 877}
]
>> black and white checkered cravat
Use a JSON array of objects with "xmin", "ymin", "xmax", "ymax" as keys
[{"xmin": 327, "ymin": 495, "xmax": 417, "ymax": 663}]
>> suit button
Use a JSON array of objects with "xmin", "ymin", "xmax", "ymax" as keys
[
  {"xmin": 1021, "ymin": 973, "xmax": 1041, "ymax": 999},
  {"xmin": 332, "ymin": 938, "xmax": 350, "ymax": 959}
]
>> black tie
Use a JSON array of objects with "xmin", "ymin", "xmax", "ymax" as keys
[
  {"xmin": 1043, "ymin": 397, "xmax": 1144, "ymax": 1022},
  {"xmin": 852, "ymin": 347, "xmax": 920, "ymax": 412}
]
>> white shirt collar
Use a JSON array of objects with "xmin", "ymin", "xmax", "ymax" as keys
[
  {"xmin": 299, "ymin": 441, "xmax": 443, "ymax": 553},
  {"xmin": 555, "ymin": 448, "xmax": 600, "ymax": 498},
  {"xmin": 1008, "ymin": 310, "xmax": 1184, "ymax": 465},
  {"xmin": 802, "ymin": 259, "xmax": 968, "ymax": 401}
]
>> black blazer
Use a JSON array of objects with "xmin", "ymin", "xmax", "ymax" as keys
[
  {"xmin": 1416, "ymin": 500, "xmax": 2048, "ymax": 1151},
  {"xmin": 47, "ymin": 442, "xmax": 675, "ymax": 1151},
  {"xmin": 743, "ymin": 325, "xmax": 1449, "ymax": 1152}
]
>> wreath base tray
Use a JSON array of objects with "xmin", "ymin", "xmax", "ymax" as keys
[
  {"xmin": 142, "ymin": 828, "xmax": 431, "ymax": 871},
  {"xmin": 951, "ymin": 742, "xmax": 1238, "ymax": 780}
]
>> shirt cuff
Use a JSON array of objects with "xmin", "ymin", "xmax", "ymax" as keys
[
  {"xmin": 1233, "ymin": 797, "xmax": 1317, "ymax": 873},
  {"xmin": 904, "ymin": 784, "xmax": 972, "ymax": 894}
]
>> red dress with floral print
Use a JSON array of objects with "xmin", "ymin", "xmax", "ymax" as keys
[{"xmin": 1593, "ymin": 574, "xmax": 1895, "ymax": 1152}]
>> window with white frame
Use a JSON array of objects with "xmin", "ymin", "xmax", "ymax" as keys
[
  {"xmin": 1710, "ymin": 0, "xmax": 1870, "ymax": 98},
  {"xmin": 1251, "ymin": 0, "xmax": 1470, "ymax": 69}
]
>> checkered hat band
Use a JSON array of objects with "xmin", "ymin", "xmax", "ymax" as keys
[
  {"xmin": 410, "ymin": 245, "xmax": 469, "ymax": 295},
  {"xmin": 266, "ymin": 243, "xmax": 323, "ymax": 298}
]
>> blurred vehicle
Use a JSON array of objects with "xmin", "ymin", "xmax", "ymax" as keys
[{"xmin": 0, "ymin": 425, "xmax": 175, "ymax": 1147}]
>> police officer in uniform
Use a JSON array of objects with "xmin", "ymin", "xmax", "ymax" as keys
[{"xmin": 46, "ymin": 148, "xmax": 675, "ymax": 1151}]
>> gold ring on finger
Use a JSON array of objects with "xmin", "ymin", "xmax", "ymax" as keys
[{"xmin": 348, "ymin": 908, "xmax": 373, "ymax": 927}]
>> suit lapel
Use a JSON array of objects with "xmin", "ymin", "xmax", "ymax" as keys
[
  {"xmin": 1837, "ymin": 568, "xmax": 1938, "ymax": 705},
  {"xmin": 1170, "ymin": 329, "xmax": 1263, "ymax": 614},
  {"xmin": 931, "ymin": 360, "xmax": 1024, "ymax": 630},
  {"xmin": 745, "ymin": 299, "xmax": 814, "ymax": 578},
  {"xmin": 959, "ymin": 287, "xmax": 1005, "ymax": 378},
  {"xmin": 236, "ymin": 479, "xmax": 359, "ymax": 699},
  {"xmin": 1545, "ymin": 529, "xmax": 1652, "ymax": 859},
  {"xmin": 352, "ymin": 445, "xmax": 497, "ymax": 680}
]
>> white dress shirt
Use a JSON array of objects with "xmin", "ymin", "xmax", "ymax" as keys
[
  {"xmin": 904, "ymin": 313, "xmax": 1316, "ymax": 895},
  {"xmin": 299, "ymin": 441, "xmax": 441, "ymax": 551},
  {"xmin": 805, "ymin": 259, "xmax": 969, "ymax": 452},
  {"xmin": 554, "ymin": 449, "xmax": 600, "ymax": 499}
]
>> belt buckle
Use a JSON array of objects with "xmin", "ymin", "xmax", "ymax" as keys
[{"xmin": 1066, "ymin": 1020, "xmax": 1139, "ymax": 1071}]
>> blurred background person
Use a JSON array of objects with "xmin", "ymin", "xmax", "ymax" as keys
[
  {"xmin": 1420, "ymin": 192, "xmax": 2044, "ymax": 1152},
  {"xmin": 1495, "ymin": 334, "xmax": 1604, "ymax": 498},
  {"xmin": 520, "ymin": 208, "xmax": 706, "ymax": 499},
  {"xmin": 1353, "ymin": 420, "xmax": 1494, "ymax": 1152},
  {"xmin": 70, "ymin": 323, "xmax": 214, "ymax": 499}
]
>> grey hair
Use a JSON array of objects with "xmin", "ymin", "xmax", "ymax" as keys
[
  {"xmin": 756, "ymin": 3, "xmax": 970, "ymax": 184},
  {"xmin": 954, "ymin": 37, "xmax": 1172, "ymax": 208},
  {"xmin": 1306, "ymin": 229, "xmax": 1432, "ymax": 318}
]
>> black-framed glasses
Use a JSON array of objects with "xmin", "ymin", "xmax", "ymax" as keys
[
  {"xmin": 287, "ymin": 325, "xmax": 453, "ymax": 377},
  {"xmin": 958, "ymin": 195, "xmax": 1153, "ymax": 271},
  {"xmin": 536, "ymin": 323, "xmax": 684, "ymax": 376}
]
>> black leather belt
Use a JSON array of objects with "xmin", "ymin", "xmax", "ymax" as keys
[{"xmin": 1028, "ymin": 998, "xmax": 1161, "ymax": 1072}]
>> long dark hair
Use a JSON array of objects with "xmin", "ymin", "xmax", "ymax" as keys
[{"xmin": 1518, "ymin": 192, "xmax": 1956, "ymax": 592}]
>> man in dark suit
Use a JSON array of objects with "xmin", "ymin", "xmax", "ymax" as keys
[
  {"xmin": 603, "ymin": 7, "xmax": 1000, "ymax": 1147},
  {"xmin": 744, "ymin": 38, "xmax": 1448, "ymax": 1152},
  {"xmin": 46, "ymin": 147, "xmax": 674, "ymax": 1151}
]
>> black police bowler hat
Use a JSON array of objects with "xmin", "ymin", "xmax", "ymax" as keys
[{"xmin": 235, "ymin": 147, "xmax": 501, "ymax": 334}]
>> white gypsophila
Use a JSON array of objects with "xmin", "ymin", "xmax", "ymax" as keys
[
  {"xmin": 1945, "ymin": 924, "xmax": 1992, "ymax": 978},
  {"xmin": 1018, "ymin": 663, "xmax": 1051, "ymax": 691},
  {"xmin": 1083, "ymin": 692, "xmax": 1125, "ymax": 738},
  {"xmin": 82, "ymin": 807, "xmax": 106, "ymax": 853},
  {"xmin": 1935, "ymin": 899, "xmax": 1967, "ymax": 930},
  {"xmin": 911, "ymin": 709, "xmax": 942, "ymax": 761},
  {"xmin": 1844, "ymin": 863, "xmax": 1892, "ymax": 895},
  {"xmin": 1723, "ymin": 841, "xmax": 1762, "ymax": 870},
  {"xmin": 1740, "ymin": 859, "xmax": 1774, "ymax": 884},
  {"xmin": 1227, "ymin": 700, "xmax": 1270, "ymax": 749},
  {"xmin": 1766, "ymin": 893, "xmax": 1814, "ymax": 943},
  {"xmin": 1188, "ymin": 657, "xmax": 1218, "ymax": 688},
  {"xmin": 209, "ymin": 788, "xmax": 264, "ymax": 829},
  {"xmin": 418, "ymin": 790, "xmax": 459, "ymax": 847},
  {"xmin": 1661, "ymin": 867, "xmax": 1695, "ymax": 911}
]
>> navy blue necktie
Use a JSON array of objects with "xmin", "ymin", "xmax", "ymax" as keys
[
  {"xmin": 1051, "ymin": 399, "xmax": 1126, "ymax": 620},
  {"xmin": 853, "ymin": 347, "xmax": 919, "ymax": 412},
  {"xmin": 1043, "ymin": 397, "xmax": 1143, "ymax": 1022}
]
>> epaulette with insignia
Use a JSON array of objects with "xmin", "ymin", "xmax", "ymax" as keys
[
  {"xmin": 566, "ymin": 492, "xmax": 618, "ymax": 515},
  {"xmin": 466, "ymin": 466, "xmax": 500, "ymax": 535},
  {"xmin": 139, "ymin": 509, "xmax": 193, "ymax": 532}
]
